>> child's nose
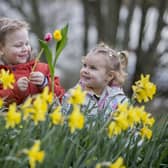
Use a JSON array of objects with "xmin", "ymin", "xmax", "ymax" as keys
[
  {"xmin": 83, "ymin": 67, "xmax": 89, "ymax": 74},
  {"xmin": 22, "ymin": 45, "xmax": 29, "ymax": 51}
]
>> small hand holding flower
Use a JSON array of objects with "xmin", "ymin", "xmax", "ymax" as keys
[
  {"xmin": 29, "ymin": 71, "xmax": 46, "ymax": 86},
  {"xmin": 17, "ymin": 77, "xmax": 29, "ymax": 91},
  {"xmin": 17, "ymin": 72, "xmax": 46, "ymax": 91}
]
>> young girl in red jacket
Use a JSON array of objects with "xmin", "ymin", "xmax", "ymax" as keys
[{"xmin": 0, "ymin": 17, "xmax": 64, "ymax": 105}]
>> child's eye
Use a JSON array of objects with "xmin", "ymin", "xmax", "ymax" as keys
[
  {"xmin": 90, "ymin": 66, "xmax": 97, "ymax": 70},
  {"xmin": 25, "ymin": 42, "xmax": 30, "ymax": 46},
  {"xmin": 14, "ymin": 44, "xmax": 22, "ymax": 47},
  {"xmin": 83, "ymin": 63, "xmax": 87, "ymax": 67}
]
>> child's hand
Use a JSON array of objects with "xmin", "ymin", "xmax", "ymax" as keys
[
  {"xmin": 29, "ymin": 71, "xmax": 45, "ymax": 86},
  {"xmin": 17, "ymin": 77, "xmax": 29, "ymax": 91}
]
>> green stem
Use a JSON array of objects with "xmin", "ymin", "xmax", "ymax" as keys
[
  {"xmin": 53, "ymin": 42, "xmax": 58, "ymax": 68},
  {"xmin": 41, "ymin": 126, "xmax": 56, "ymax": 143},
  {"xmin": 51, "ymin": 74, "xmax": 54, "ymax": 95}
]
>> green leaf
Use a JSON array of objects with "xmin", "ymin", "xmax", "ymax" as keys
[
  {"xmin": 39, "ymin": 39, "xmax": 54, "ymax": 76},
  {"xmin": 54, "ymin": 24, "xmax": 69, "ymax": 66}
]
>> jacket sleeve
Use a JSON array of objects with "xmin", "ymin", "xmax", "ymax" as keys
[{"xmin": 0, "ymin": 83, "xmax": 27, "ymax": 105}]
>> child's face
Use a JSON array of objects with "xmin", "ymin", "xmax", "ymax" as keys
[
  {"xmin": 0, "ymin": 28, "xmax": 31, "ymax": 65},
  {"xmin": 80, "ymin": 53, "xmax": 112, "ymax": 95}
]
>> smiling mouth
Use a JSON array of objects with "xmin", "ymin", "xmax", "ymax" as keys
[
  {"xmin": 81, "ymin": 76, "xmax": 91, "ymax": 81},
  {"xmin": 18, "ymin": 55, "xmax": 28, "ymax": 58}
]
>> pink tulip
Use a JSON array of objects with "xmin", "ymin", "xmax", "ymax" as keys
[{"xmin": 44, "ymin": 33, "xmax": 52, "ymax": 42}]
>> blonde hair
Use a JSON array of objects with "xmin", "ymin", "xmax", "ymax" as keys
[
  {"xmin": 0, "ymin": 17, "xmax": 29, "ymax": 46},
  {"xmin": 118, "ymin": 50, "xmax": 128, "ymax": 70},
  {"xmin": 89, "ymin": 43, "xmax": 128, "ymax": 86}
]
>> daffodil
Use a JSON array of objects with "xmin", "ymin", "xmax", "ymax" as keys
[
  {"xmin": 31, "ymin": 96, "xmax": 48, "ymax": 125},
  {"xmin": 0, "ymin": 69, "xmax": 15, "ymax": 89},
  {"xmin": 117, "ymin": 102, "xmax": 129, "ymax": 115},
  {"xmin": 108, "ymin": 121, "xmax": 122, "ymax": 137},
  {"xmin": 126, "ymin": 106, "xmax": 140, "ymax": 127},
  {"xmin": 41, "ymin": 86, "xmax": 53, "ymax": 104},
  {"xmin": 68, "ymin": 85, "xmax": 86, "ymax": 105},
  {"xmin": 50, "ymin": 106, "xmax": 64, "ymax": 125},
  {"xmin": 5, "ymin": 103, "xmax": 21, "ymax": 128},
  {"xmin": 68, "ymin": 105, "xmax": 85, "ymax": 133},
  {"xmin": 140, "ymin": 126, "xmax": 152, "ymax": 140},
  {"xmin": 25, "ymin": 140, "xmax": 45, "ymax": 168},
  {"xmin": 20, "ymin": 97, "xmax": 33, "ymax": 120},
  {"xmin": 114, "ymin": 112, "xmax": 129, "ymax": 131},
  {"xmin": 132, "ymin": 74, "xmax": 156, "ymax": 103},
  {"xmin": 110, "ymin": 157, "xmax": 126, "ymax": 168},
  {"xmin": 95, "ymin": 158, "xmax": 126, "ymax": 168},
  {"xmin": 53, "ymin": 29, "xmax": 62, "ymax": 41}
]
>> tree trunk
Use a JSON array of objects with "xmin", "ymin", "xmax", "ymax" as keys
[
  {"xmin": 81, "ymin": 0, "xmax": 89, "ymax": 55},
  {"xmin": 93, "ymin": 0, "xmax": 104, "ymax": 42},
  {"xmin": 106, "ymin": 0, "xmax": 122, "ymax": 46},
  {"xmin": 127, "ymin": 0, "xmax": 148, "ymax": 95},
  {"xmin": 123, "ymin": 0, "xmax": 136, "ymax": 49}
]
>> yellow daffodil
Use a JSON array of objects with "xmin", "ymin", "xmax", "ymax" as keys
[
  {"xmin": 26, "ymin": 140, "xmax": 45, "ymax": 168},
  {"xmin": 41, "ymin": 86, "xmax": 53, "ymax": 104},
  {"xmin": 0, "ymin": 69, "xmax": 15, "ymax": 89},
  {"xmin": 50, "ymin": 106, "xmax": 64, "ymax": 125},
  {"xmin": 108, "ymin": 121, "xmax": 122, "ymax": 137},
  {"xmin": 115, "ymin": 112, "xmax": 129, "ymax": 131},
  {"xmin": 109, "ymin": 103, "xmax": 154, "ymax": 138},
  {"xmin": 53, "ymin": 29, "xmax": 62, "ymax": 41},
  {"xmin": 131, "ymin": 106, "xmax": 144, "ymax": 124},
  {"xmin": 110, "ymin": 157, "xmax": 126, "ymax": 168},
  {"xmin": 31, "ymin": 96, "xmax": 48, "ymax": 125},
  {"xmin": 5, "ymin": 103, "xmax": 21, "ymax": 128},
  {"xmin": 96, "ymin": 158, "xmax": 126, "ymax": 168},
  {"xmin": 20, "ymin": 97, "xmax": 33, "ymax": 120},
  {"xmin": 117, "ymin": 103, "xmax": 129, "ymax": 114},
  {"xmin": 68, "ymin": 85, "xmax": 86, "ymax": 105},
  {"xmin": 140, "ymin": 127, "xmax": 152, "ymax": 140},
  {"xmin": 132, "ymin": 74, "xmax": 156, "ymax": 103},
  {"xmin": 145, "ymin": 116, "xmax": 155, "ymax": 127},
  {"xmin": 68, "ymin": 105, "xmax": 85, "ymax": 133}
]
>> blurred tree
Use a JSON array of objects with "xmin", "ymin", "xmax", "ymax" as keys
[
  {"xmin": 132, "ymin": 0, "xmax": 167, "ymax": 91},
  {"xmin": 1, "ymin": 0, "xmax": 45, "ymax": 39},
  {"xmin": 82, "ymin": 0, "xmax": 90, "ymax": 54}
]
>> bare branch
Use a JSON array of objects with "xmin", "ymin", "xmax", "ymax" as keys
[{"xmin": 149, "ymin": 0, "xmax": 167, "ymax": 52}]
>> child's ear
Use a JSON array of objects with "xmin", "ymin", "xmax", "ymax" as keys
[{"xmin": 107, "ymin": 70, "xmax": 114, "ymax": 82}]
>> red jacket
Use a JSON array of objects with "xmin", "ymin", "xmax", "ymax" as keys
[{"xmin": 0, "ymin": 60, "xmax": 64, "ymax": 105}]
